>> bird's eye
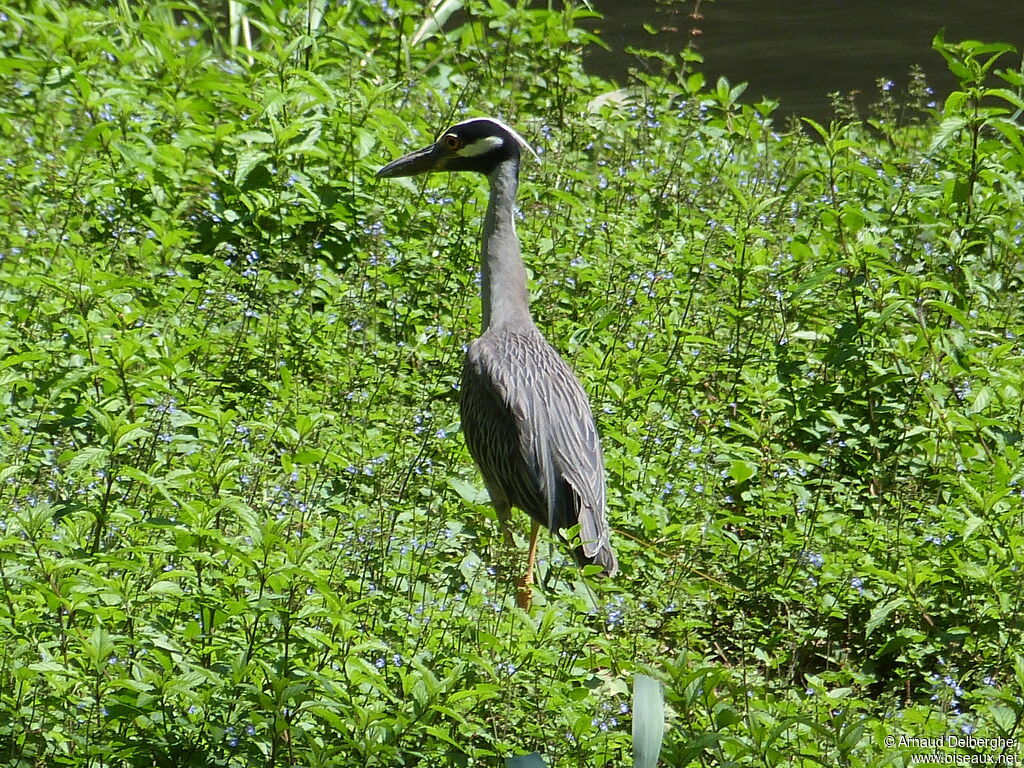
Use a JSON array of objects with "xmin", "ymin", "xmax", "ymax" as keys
[{"xmin": 443, "ymin": 134, "xmax": 462, "ymax": 150}]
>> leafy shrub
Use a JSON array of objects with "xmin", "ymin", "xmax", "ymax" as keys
[{"xmin": 0, "ymin": 1, "xmax": 1021, "ymax": 765}]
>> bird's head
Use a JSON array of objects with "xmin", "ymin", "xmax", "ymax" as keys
[{"xmin": 376, "ymin": 117, "xmax": 538, "ymax": 179}]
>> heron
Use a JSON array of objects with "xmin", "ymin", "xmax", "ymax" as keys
[{"xmin": 377, "ymin": 116, "xmax": 617, "ymax": 609}]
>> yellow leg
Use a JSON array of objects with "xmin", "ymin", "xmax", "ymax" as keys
[{"xmin": 516, "ymin": 520, "xmax": 540, "ymax": 610}]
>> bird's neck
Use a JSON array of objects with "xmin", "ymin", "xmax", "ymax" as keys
[{"xmin": 480, "ymin": 157, "xmax": 532, "ymax": 332}]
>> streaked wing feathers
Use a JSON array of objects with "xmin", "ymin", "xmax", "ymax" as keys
[{"xmin": 460, "ymin": 328, "xmax": 614, "ymax": 570}]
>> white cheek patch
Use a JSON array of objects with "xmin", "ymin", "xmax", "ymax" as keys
[{"xmin": 457, "ymin": 135, "xmax": 505, "ymax": 157}]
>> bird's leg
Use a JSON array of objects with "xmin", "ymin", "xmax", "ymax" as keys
[
  {"xmin": 516, "ymin": 520, "xmax": 541, "ymax": 610},
  {"xmin": 493, "ymin": 501, "xmax": 515, "ymax": 546},
  {"xmin": 491, "ymin": 500, "xmax": 520, "ymax": 589}
]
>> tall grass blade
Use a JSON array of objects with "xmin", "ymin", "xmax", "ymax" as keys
[
  {"xmin": 506, "ymin": 752, "xmax": 548, "ymax": 768},
  {"xmin": 410, "ymin": 0, "xmax": 462, "ymax": 47},
  {"xmin": 633, "ymin": 673, "xmax": 665, "ymax": 768},
  {"xmin": 228, "ymin": 0, "xmax": 244, "ymax": 49},
  {"xmin": 306, "ymin": 0, "xmax": 326, "ymax": 33}
]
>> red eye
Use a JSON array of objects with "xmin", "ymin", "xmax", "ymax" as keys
[{"xmin": 443, "ymin": 134, "xmax": 461, "ymax": 150}]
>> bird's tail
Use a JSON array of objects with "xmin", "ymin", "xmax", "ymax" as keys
[{"xmin": 575, "ymin": 542, "xmax": 618, "ymax": 578}]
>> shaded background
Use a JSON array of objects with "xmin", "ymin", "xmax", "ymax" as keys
[{"xmin": 581, "ymin": 0, "xmax": 1024, "ymax": 121}]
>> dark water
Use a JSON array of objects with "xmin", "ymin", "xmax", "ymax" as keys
[{"xmin": 582, "ymin": 0, "xmax": 1024, "ymax": 122}]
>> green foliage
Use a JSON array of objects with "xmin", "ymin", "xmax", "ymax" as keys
[{"xmin": 0, "ymin": 0, "xmax": 1022, "ymax": 765}]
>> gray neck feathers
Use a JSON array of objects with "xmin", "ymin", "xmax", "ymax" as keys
[{"xmin": 480, "ymin": 157, "xmax": 533, "ymax": 332}]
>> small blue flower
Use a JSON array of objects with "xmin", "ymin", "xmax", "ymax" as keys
[{"xmin": 800, "ymin": 551, "xmax": 824, "ymax": 569}]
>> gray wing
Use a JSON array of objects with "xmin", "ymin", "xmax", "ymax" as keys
[{"xmin": 460, "ymin": 329, "xmax": 617, "ymax": 574}]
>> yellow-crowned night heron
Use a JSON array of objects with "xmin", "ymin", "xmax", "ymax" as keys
[{"xmin": 377, "ymin": 117, "xmax": 617, "ymax": 608}]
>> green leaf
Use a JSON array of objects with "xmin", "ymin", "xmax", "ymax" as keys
[
  {"xmin": 148, "ymin": 580, "xmax": 185, "ymax": 597},
  {"xmin": 0, "ymin": 350, "xmax": 46, "ymax": 370},
  {"xmin": 929, "ymin": 115, "xmax": 967, "ymax": 153},
  {"xmin": 970, "ymin": 386, "xmax": 993, "ymax": 414},
  {"xmin": 729, "ymin": 460, "xmax": 757, "ymax": 484},
  {"xmin": 865, "ymin": 598, "xmax": 906, "ymax": 638},
  {"xmin": 236, "ymin": 130, "xmax": 275, "ymax": 144},
  {"xmin": 926, "ymin": 300, "xmax": 969, "ymax": 327},
  {"xmin": 234, "ymin": 147, "xmax": 268, "ymax": 187},
  {"xmin": 448, "ymin": 476, "xmax": 488, "ymax": 505},
  {"xmin": 958, "ymin": 476, "xmax": 985, "ymax": 512},
  {"xmin": 293, "ymin": 449, "xmax": 325, "ymax": 464},
  {"xmin": 66, "ymin": 446, "xmax": 111, "ymax": 474}
]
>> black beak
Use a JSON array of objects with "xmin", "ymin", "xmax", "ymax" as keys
[{"xmin": 376, "ymin": 143, "xmax": 442, "ymax": 178}]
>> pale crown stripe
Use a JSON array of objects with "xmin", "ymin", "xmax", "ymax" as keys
[{"xmin": 457, "ymin": 135, "xmax": 505, "ymax": 157}]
